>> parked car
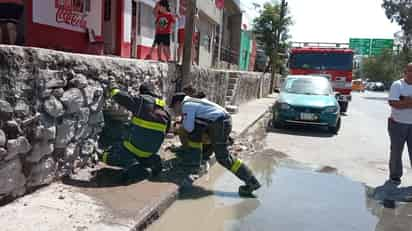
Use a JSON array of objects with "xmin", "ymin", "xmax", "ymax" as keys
[
  {"xmin": 272, "ymin": 75, "xmax": 341, "ymax": 134},
  {"xmin": 370, "ymin": 82, "xmax": 385, "ymax": 91},
  {"xmin": 352, "ymin": 79, "xmax": 365, "ymax": 92}
]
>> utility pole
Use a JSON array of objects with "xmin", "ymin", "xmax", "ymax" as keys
[
  {"xmin": 270, "ymin": 0, "xmax": 287, "ymax": 93},
  {"xmin": 180, "ymin": 0, "xmax": 196, "ymax": 90}
]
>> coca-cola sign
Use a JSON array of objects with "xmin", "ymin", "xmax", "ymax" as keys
[
  {"xmin": 56, "ymin": 7, "xmax": 87, "ymax": 28},
  {"xmin": 33, "ymin": 0, "xmax": 102, "ymax": 35}
]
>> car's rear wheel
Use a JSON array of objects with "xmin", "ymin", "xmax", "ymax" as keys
[
  {"xmin": 328, "ymin": 118, "xmax": 341, "ymax": 134},
  {"xmin": 273, "ymin": 119, "xmax": 284, "ymax": 129}
]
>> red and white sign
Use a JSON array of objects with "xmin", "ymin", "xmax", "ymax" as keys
[{"xmin": 32, "ymin": 0, "xmax": 102, "ymax": 36}]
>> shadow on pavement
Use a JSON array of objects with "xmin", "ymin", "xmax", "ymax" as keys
[
  {"xmin": 62, "ymin": 166, "xmax": 149, "ymax": 188},
  {"xmin": 363, "ymin": 96, "xmax": 388, "ymax": 101},
  {"xmin": 267, "ymin": 125, "xmax": 335, "ymax": 138},
  {"xmin": 368, "ymin": 180, "xmax": 412, "ymax": 203},
  {"xmin": 62, "ymin": 157, "xmax": 235, "ymax": 200},
  {"xmin": 178, "ymin": 185, "xmax": 240, "ymax": 200}
]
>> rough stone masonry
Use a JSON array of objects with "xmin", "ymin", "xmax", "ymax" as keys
[{"xmin": 0, "ymin": 45, "xmax": 271, "ymax": 204}]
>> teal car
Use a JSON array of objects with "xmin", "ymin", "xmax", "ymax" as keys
[{"xmin": 272, "ymin": 75, "xmax": 341, "ymax": 134}]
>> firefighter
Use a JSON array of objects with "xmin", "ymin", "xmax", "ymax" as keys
[
  {"xmin": 101, "ymin": 83, "xmax": 171, "ymax": 179},
  {"xmin": 169, "ymin": 93, "xmax": 261, "ymax": 197}
]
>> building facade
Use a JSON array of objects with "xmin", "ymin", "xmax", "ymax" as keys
[{"xmin": 20, "ymin": 0, "xmax": 243, "ymax": 69}]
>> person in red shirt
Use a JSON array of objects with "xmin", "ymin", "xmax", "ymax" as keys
[
  {"xmin": 154, "ymin": 2, "xmax": 175, "ymax": 62},
  {"xmin": 145, "ymin": 0, "xmax": 175, "ymax": 62},
  {"xmin": 0, "ymin": 0, "xmax": 24, "ymax": 45}
]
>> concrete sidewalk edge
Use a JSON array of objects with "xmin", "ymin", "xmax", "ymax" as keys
[{"xmin": 134, "ymin": 186, "xmax": 178, "ymax": 230}]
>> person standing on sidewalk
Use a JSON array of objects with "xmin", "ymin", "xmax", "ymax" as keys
[
  {"xmin": 388, "ymin": 63, "xmax": 412, "ymax": 185},
  {"xmin": 0, "ymin": 0, "xmax": 24, "ymax": 45},
  {"xmin": 145, "ymin": 0, "xmax": 175, "ymax": 62},
  {"xmin": 169, "ymin": 93, "xmax": 261, "ymax": 197},
  {"xmin": 176, "ymin": 8, "xmax": 199, "ymax": 65}
]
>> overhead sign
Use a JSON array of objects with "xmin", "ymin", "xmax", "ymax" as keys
[
  {"xmin": 371, "ymin": 39, "xmax": 394, "ymax": 56},
  {"xmin": 349, "ymin": 38, "xmax": 371, "ymax": 55},
  {"xmin": 349, "ymin": 38, "xmax": 394, "ymax": 56}
]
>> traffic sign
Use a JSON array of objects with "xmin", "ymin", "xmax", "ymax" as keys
[
  {"xmin": 349, "ymin": 38, "xmax": 371, "ymax": 55},
  {"xmin": 370, "ymin": 39, "xmax": 394, "ymax": 56}
]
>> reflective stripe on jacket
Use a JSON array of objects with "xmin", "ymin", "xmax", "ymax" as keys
[{"xmin": 111, "ymin": 89, "xmax": 170, "ymax": 158}]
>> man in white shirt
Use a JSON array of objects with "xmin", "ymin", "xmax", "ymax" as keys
[
  {"xmin": 387, "ymin": 63, "xmax": 412, "ymax": 185},
  {"xmin": 170, "ymin": 93, "xmax": 261, "ymax": 197}
]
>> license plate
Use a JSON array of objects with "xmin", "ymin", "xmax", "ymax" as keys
[
  {"xmin": 300, "ymin": 113, "xmax": 316, "ymax": 121},
  {"xmin": 333, "ymin": 81, "xmax": 345, "ymax": 88}
]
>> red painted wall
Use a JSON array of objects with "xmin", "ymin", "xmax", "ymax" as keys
[
  {"xmin": 137, "ymin": 45, "xmax": 160, "ymax": 60},
  {"xmin": 25, "ymin": 0, "xmax": 104, "ymax": 55}
]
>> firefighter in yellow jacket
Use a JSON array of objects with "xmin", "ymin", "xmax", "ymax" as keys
[{"xmin": 101, "ymin": 83, "xmax": 170, "ymax": 178}]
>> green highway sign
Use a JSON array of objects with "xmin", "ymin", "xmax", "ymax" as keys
[
  {"xmin": 371, "ymin": 39, "xmax": 394, "ymax": 56},
  {"xmin": 349, "ymin": 38, "xmax": 394, "ymax": 56},
  {"xmin": 349, "ymin": 38, "xmax": 371, "ymax": 55}
]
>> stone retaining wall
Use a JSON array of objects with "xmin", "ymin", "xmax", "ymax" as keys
[
  {"xmin": 230, "ymin": 71, "xmax": 271, "ymax": 106},
  {"xmin": 0, "ymin": 45, "xmax": 271, "ymax": 204}
]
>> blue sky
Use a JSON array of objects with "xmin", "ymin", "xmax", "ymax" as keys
[{"xmin": 241, "ymin": 0, "xmax": 401, "ymax": 43}]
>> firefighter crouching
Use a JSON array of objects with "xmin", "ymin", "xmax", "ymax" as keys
[
  {"xmin": 101, "ymin": 83, "xmax": 171, "ymax": 179},
  {"xmin": 169, "ymin": 93, "xmax": 261, "ymax": 197}
]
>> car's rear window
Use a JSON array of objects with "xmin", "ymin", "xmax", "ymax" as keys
[{"xmin": 283, "ymin": 77, "xmax": 333, "ymax": 95}]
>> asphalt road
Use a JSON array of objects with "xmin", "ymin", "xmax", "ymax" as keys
[
  {"xmin": 267, "ymin": 91, "xmax": 412, "ymax": 187},
  {"xmin": 148, "ymin": 91, "xmax": 412, "ymax": 231}
]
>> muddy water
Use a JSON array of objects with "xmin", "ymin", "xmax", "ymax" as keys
[{"xmin": 148, "ymin": 151, "xmax": 412, "ymax": 231}]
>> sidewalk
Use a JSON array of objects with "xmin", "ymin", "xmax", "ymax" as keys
[{"xmin": 0, "ymin": 94, "xmax": 277, "ymax": 231}]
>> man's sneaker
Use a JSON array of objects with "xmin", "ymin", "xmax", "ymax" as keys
[
  {"xmin": 238, "ymin": 178, "xmax": 261, "ymax": 197},
  {"xmin": 389, "ymin": 177, "xmax": 401, "ymax": 186}
]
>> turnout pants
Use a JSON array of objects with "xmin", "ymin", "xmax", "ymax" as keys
[
  {"xmin": 388, "ymin": 118, "xmax": 412, "ymax": 180},
  {"xmin": 208, "ymin": 116, "xmax": 257, "ymax": 185},
  {"xmin": 101, "ymin": 142, "xmax": 161, "ymax": 178}
]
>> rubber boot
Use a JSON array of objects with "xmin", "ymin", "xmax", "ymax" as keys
[
  {"xmin": 122, "ymin": 163, "xmax": 150, "ymax": 184},
  {"xmin": 235, "ymin": 164, "xmax": 261, "ymax": 197},
  {"xmin": 239, "ymin": 176, "xmax": 261, "ymax": 197},
  {"xmin": 149, "ymin": 155, "xmax": 163, "ymax": 177}
]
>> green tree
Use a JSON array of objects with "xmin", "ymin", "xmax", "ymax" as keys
[
  {"xmin": 253, "ymin": 1, "xmax": 292, "ymax": 92},
  {"xmin": 361, "ymin": 49, "xmax": 401, "ymax": 83},
  {"xmin": 382, "ymin": 0, "xmax": 412, "ymax": 63}
]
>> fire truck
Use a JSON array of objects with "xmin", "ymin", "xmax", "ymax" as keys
[{"xmin": 288, "ymin": 42, "xmax": 354, "ymax": 113}]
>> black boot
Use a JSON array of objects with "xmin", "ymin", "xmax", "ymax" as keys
[
  {"xmin": 234, "ymin": 164, "xmax": 261, "ymax": 197},
  {"xmin": 149, "ymin": 155, "xmax": 163, "ymax": 177},
  {"xmin": 239, "ymin": 176, "xmax": 261, "ymax": 197}
]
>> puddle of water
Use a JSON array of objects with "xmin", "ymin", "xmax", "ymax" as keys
[
  {"xmin": 225, "ymin": 166, "xmax": 378, "ymax": 231},
  {"xmin": 149, "ymin": 152, "xmax": 412, "ymax": 231}
]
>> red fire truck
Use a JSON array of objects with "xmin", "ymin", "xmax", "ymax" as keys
[{"xmin": 289, "ymin": 44, "xmax": 354, "ymax": 113}]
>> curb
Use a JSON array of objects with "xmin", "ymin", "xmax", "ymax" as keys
[
  {"xmin": 134, "ymin": 186, "xmax": 178, "ymax": 231},
  {"xmin": 237, "ymin": 108, "xmax": 271, "ymax": 138}
]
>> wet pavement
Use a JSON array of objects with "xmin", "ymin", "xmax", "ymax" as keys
[
  {"xmin": 148, "ymin": 151, "xmax": 412, "ymax": 231},
  {"xmin": 148, "ymin": 92, "xmax": 412, "ymax": 231}
]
